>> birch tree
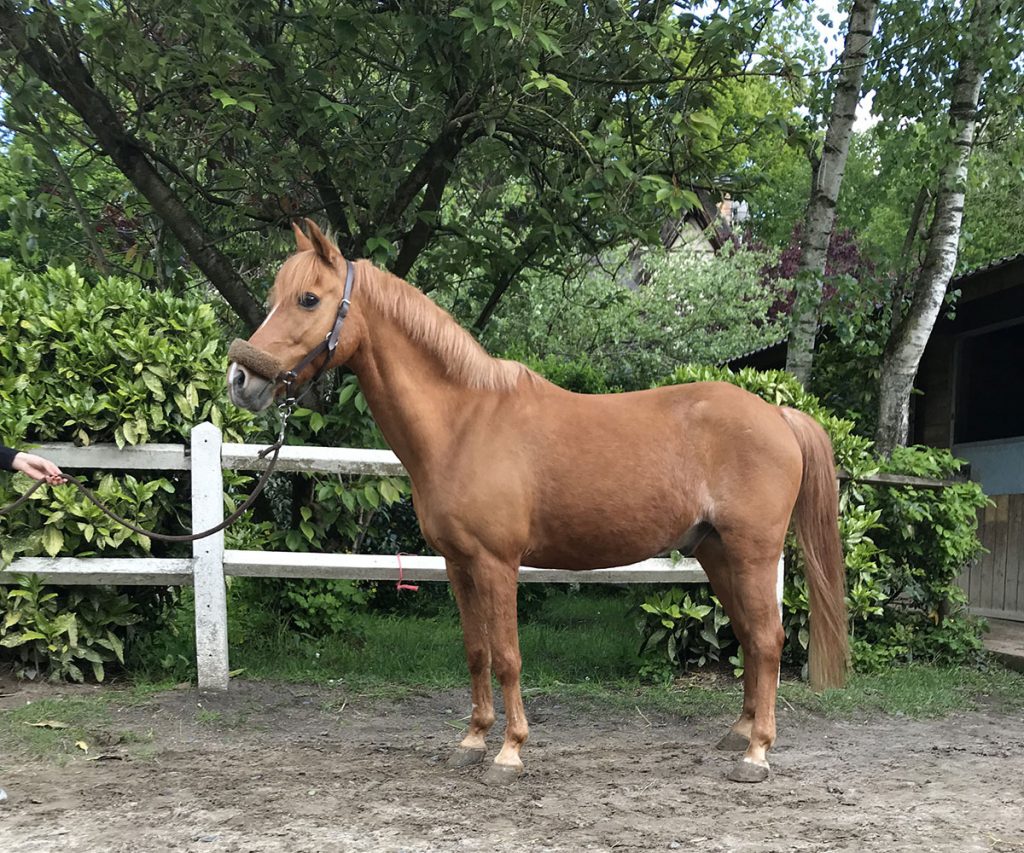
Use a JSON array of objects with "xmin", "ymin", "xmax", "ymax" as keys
[
  {"xmin": 784, "ymin": 0, "xmax": 879, "ymax": 384},
  {"xmin": 874, "ymin": 0, "xmax": 1020, "ymax": 455}
]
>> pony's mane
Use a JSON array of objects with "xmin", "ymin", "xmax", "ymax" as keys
[{"xmin": 272, "ymin": 251, "xmax": 529, "ymax": 392}]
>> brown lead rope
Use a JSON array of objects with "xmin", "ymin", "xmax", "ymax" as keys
[
  {"xmin": 0, "ymin": 404, "xmax": 293, "ymax": 543},
  {"xmin": 0, "ymin": 477, "xmax": 47, "ymax": 515}
]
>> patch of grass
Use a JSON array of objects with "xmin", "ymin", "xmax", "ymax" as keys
[
  {"xmin": 0, "ymin": 696, "xmax": 114, "ymax": 763},
  {"xmin": 225, "ymin": 590, "xmax": 645, "ymax": 692},
  {"xmin": 0, "ymin": 680, "xmax": 167, "ymax": 764},
  {"xmin": 780, "ymin": 664, "xmax": 1024, "ymax": 718},
  {"xmin": 229, "ymin": 612, "xmax": 468, "ymax": 690},
  {"xmin": 18, "ymin": 590, "xmax": 1023, "ymax": 742}
]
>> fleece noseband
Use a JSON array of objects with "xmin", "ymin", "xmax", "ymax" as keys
[{"xmin": 228, "ymin": 258, "xmax": 354, "ymax": 403}]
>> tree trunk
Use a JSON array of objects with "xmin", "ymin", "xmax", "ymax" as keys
[
  {"xmin": 0, "ymin": 3, "xmax": 264, "ymax": 329},
  {"xmin": 785, "ymin": 0, "xmax": 879, "ymax": 384},
  {"xmin": 874, "ymin": 0, "xmax": 994, "ymax": 456}
]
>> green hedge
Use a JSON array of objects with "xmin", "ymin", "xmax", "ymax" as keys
[
  {"xmin": 637, "ymin": 365, "xmax": 989, "ymax": 679},
  {"xmin": 0, "ymin": 264, "xmax": 258, "ymax": 679},
  {"xmin": 0, "ymin": 264, "xmax": 415, "ymax": 680}
]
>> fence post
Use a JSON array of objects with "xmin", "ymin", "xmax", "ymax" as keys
[{"xmin": 191, "ymin": 422, "xmax": 229, "ymax": 691}]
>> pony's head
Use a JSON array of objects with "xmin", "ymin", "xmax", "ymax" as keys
[{"xmin": 227, "ymin": 220, "xmax": 362, "ymax": 412}]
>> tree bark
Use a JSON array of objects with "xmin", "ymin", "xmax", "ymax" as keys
[
  {"xmin": 0, "ymin": 3, "xmax": 264, "ymax": 329},
  {"xmin": 391, "ymin": 158, "xmax": 455, "ymax": 279},
  {"xmin": 472, "ymin": 230, "xmax": 549, "ymax": 334},
  {"xmin": 785, "ymin": 0, "xmax": 879, "ymax": 384},
  {"xmin": 874, "ymin": 0, "xmax": 995, "ymax": 456}
]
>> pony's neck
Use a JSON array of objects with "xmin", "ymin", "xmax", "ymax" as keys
[{"xmin": 345, "ymin": 266, "xmax": 515, "ymax": 480}]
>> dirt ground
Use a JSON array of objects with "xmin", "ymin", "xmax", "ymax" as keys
[{"xmin": 1, "ymin": 679, "xmax": 1022, "ymax": 853}]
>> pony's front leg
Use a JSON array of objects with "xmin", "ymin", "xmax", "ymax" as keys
[
  {"xmin": 478, "ymin": 556, "xmax": 529, "ymax": 785},
  {"xmin": 446, "ymin": 560, "xmax": 496, "ymax": 767}
]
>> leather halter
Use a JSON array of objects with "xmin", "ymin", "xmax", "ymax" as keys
[{"xmin": 277, "ymin": 257, "xmax": 354, "ymax": 402}]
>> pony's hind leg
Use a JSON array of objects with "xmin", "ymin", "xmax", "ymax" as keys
[
  {"xmin": 445, "ymin": 560, "xmax": 495, "ymax": 767},
  {"xmin": 696, "ymin": 535, "xmax": 785, "ymax": 782},
  {"xmin": 697, "ymin": 542, "xmax": 756, "ymax": 752}
]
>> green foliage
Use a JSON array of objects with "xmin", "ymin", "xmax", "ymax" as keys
[
  {"xmin": 636, "ymin": 366, "xmax": 989, "ymax": 678},
  {"xmin": 0, "ymin": 574, "xmax": 140, "ymax": 682},
  {"xmin": 287, "ymin": 581, "xmax": 367, "ymax": 635},
  {"xmin": 519, "ymin": 354, "xmax": 618, "ymax": 395},
  {"xmin": 0, "ymin": 0, "xmax": 815, "ymax": 330},
  {"xmin": 848, "ymin": 445, "xmax": 991, "ymax": 670},
  {"xmin": 241, "ymin": 577, "xmax": 374, "ymax": 639},
  {"xmin": 484, "ymin": 246, "xmax": 783, "ymax": 391},
  {"xmin": 125, "ymin": 588, "xmax": 198, "ymax": 684},
  {"xmin": 0, "ymin": 264, "xmax": 255, "ymax": 680},
  {"xmin": 958, "ymin": 132, "xmax": 1024, "ymax": 270},
  {"xmin": 636, "ymin": 586, "xmax": 733, "ymax": 683},
  {"xmin": 0, "ymin": 263, "xmax": 254, "ymax": 567},
  {"xmin": 0, "ymin": 262, "xmax": 252, "ymax": 450}
]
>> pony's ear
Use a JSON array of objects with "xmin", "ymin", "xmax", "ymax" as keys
[
  {"xmin": 303, "ymin": 218, "xmax": 340, "ymax": 264},
  {"xmin": 292, "ymin": 220, "xmax": 314, "ymax": 252}
]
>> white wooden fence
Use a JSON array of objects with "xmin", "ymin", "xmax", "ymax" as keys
[{"xmin": 2, "ymin": 422, "xmax": 783, "ymax": 691}]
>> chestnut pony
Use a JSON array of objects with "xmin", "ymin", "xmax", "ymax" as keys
[{"xmin": 227, "ymin": 221, "xmax": 849, "ymax": 785}]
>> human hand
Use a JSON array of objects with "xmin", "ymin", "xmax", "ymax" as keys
[{"xmin": 12, "ymin": 452, "xmax": 67, "ymax": 484}]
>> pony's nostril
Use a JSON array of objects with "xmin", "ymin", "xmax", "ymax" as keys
[{"xmin": 233, "ymin": 366, "xmax": 247, "ymax": 388}]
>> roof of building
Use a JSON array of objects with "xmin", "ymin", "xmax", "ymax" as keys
[
  {"xmin": 952, "ymin": 252, "xmax": 1024, "ymax": 285},
  {"xmin": 722, "ymin": 336, "xmax": 786, "ymax": 366}
]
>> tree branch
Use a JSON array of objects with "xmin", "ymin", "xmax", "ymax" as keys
[
  {"xmin": 472, "ymin": 230, "xmax": 549, "ymax": 334},
  {"xmin": 369, "ymin": 99, "xmax": 476, "ymax": 243},
  {"xmin": 0, "ymin": 1, "xmax": 264, "ymax": 329}
]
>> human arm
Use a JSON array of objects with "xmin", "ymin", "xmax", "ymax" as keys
[{"xmin": 1, "ymin": 447, "xmax": 67, "ymax": 484}]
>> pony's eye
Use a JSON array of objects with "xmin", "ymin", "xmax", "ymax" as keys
[{"xmin": 299, "ymin": 292, "xmax": 320, "ymax": 309}]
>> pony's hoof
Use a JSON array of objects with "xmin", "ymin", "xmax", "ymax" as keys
[
  {"xmin": 728, "ymin": 758, "xmax": 771, "ymax": 783},
  {"xmin": 716, "ymin": 730, "xmax": 750, "ymax": 751},
  {"xmin": 482, "ymin": 763, "xmax": 523, "ymax": 786},
  {"xmin": 447, "ymin": 747, "xmax": 486, "ymax": 768}
]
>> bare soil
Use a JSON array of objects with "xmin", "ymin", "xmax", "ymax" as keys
[{"xmin": 1, "ymin": 679, "xmax": 1022, "ymax": 853}]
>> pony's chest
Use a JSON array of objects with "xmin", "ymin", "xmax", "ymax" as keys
[{"xmin": 409, "ymin": 477, "xmax": 531, "ymax": 560}]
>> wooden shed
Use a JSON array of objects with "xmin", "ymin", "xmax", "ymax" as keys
[{"xmin": 913, "ymin": 253, "xmax": 1024, "ymax": 622}]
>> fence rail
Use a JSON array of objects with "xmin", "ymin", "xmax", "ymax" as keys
[{"xmin": 2, "ymin": 423, "xmax": 768, "ymax": 691}]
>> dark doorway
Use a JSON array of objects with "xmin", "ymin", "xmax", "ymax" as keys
[{"xmin": 955, "ymin": 323, "xmax": 1024, "ymax": 443}]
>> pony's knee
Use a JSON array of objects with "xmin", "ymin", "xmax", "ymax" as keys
[{"xmin": 491, "ymin": 648, "xmax": 522, "ymax": 682}]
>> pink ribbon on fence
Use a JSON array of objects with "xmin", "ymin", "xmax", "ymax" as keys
[{"xmin": 395, "ymin": 553, "xmax": 420, "ymax": 592}]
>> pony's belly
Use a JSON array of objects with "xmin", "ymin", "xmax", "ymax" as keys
[
  {"xmin": 522, "ymin": 484, "xmax": 704, "ymax": 570},
  {"xmin": 523, "ymin": 523, "xmax": 692, "ymax": 571}
]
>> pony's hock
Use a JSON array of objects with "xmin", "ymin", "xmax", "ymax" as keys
[
  {"xmin": 227, "ymin": 338, "xmax": 283, "ymax": 382},
  {"xmin": 222, "ymin": 218, "xmax": 850, "ymax": 786}
]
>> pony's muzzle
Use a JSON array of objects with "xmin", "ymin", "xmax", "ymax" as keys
[{"xmin": 227, "ymin": 338, "xmax": 284, "ymax": 382}]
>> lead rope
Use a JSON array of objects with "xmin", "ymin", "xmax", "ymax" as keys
[
  {"xmin": 0, "ymin": 477, "xmax": 46, "ymax": 515},
  {"xmin": 0, "ymin": 399, "xmax": 296, "ymax": 543}
]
